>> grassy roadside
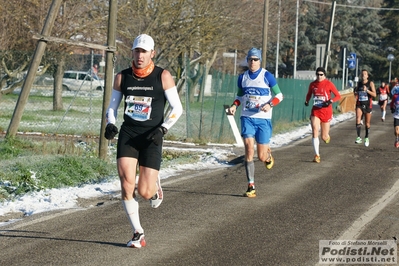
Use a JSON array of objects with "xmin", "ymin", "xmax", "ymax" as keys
[
  {"xmin": 0, "ymin": 109, "xmax": 332, "ymax": 202},
  {"xmin": 0, "ymin": 137, "xmax": 205, "ymax": 202},
  {"xmin": 0, "ymin": 90, "xmax": 340, "ymax": 202}
]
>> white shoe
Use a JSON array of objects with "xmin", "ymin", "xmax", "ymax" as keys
[
  {"xmin": 364, "ymin": 138, "xmax": 369, "ymax": 147},
  {"xmin": 150, "ymin": 175, "xmax": 163, "ymax": 208},
  {"xmin": 127, "ymin": 231, "xmax": 146, "ymax": 248}
]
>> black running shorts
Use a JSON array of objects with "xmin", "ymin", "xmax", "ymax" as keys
[
  {"xmin": 356, "ymin": 103, "xmax": 372, "ymax": 114},
  {"xmin": 116, "ymin": 125, "xmax": 163, "ymax": 170}
]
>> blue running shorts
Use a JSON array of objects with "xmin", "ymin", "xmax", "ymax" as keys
[{"xmin": 240, "ymin": 117, "xmax": 272, "ymax": 144}]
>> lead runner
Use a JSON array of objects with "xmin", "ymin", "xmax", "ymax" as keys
[{"xmin": 104, "ymin": 34, "xmax": 183, "ymax": 248}]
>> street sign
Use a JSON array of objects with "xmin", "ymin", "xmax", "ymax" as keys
[
  {"xmin": 347, "ymin": 52, "xmax": 356, "ymax": 70},
  {"xmin": 223, "ymin": 52, "xmax": 236, "ymax": 58},
  {"xmin": 348, "ymin": 60, "xmax": 355, "ymax": 70}
]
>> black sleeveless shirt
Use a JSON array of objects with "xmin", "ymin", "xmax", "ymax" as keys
[
  {"xmin": 355, "ymin": 80, "xmax": 372, "ymax": 107},
  {"xmin": 120, "ymin": 66, "xmax": 166, "ymax": 131}
]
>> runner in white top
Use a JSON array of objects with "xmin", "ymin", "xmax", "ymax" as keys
[{"xmin": 228, "ymin": 47, "xmax": 283, "ymax": 198}]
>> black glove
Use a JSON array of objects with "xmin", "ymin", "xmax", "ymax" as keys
[
  {"xmin": 321, "ymin": 100, "xmax": 333, "ymax": 107},
  {"xmin": 104, "ymin": 124, "xmax": 119, "ymax": 140},
  {"xmin": 391, "ymin": 108, "xmax": 395, "ymax": 114},
  {"xmin": 147, "ymin": 126, "xmax": 167, "ymax": 146},
  {"xmin": 304, "ymin": 101, "xmax": 309, "ymax": 106}
]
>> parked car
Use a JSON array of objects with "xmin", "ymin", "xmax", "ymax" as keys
[{"xmin": 62, "ymin": 71, "xmax": 104, "ymax": 91}]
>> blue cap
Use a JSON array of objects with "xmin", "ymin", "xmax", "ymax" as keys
[{"xmin": 246, "ymin": 48, "xmax": 262, "ymax": 62}]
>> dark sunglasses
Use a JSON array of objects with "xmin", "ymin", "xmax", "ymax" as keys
[
  {"xmin": 248, "ymin": 58, "xmax": 260, "ymax": 62},
  {"xmin": 316, "ymin": 73, "xmax": 324, "ymax": 76}
]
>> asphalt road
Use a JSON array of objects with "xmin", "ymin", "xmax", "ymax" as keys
[{"xmin": 1, "ymin": 109, "xmax": 399, "ymax": 266}]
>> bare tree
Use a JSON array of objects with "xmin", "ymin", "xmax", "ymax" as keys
[
  {"xmin": 116, "ymin": 0, "xmax": 264, "ymax": 102},
  {"xmin": 1, "ymin": 0, "xmax": 299, "ymax": 104},
  {"xmin": 0, "ymin": 0, "xmax": 44, "ymax": 98},
  {"xmin": 0, "ymin": 0, "xmax": 109, "ymax": 109},
  {"xmin": 48, "ymin": 0, "xmax": 108, "ymax": 110}
]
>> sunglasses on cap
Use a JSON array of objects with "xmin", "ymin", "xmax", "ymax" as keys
[
  {"xmin": 316, "ymin": 73, "xmax": 324, "ymax": 76},
  {"xmin": 248, "ymin": 58, "xmax": 260, "ymax": 62}
]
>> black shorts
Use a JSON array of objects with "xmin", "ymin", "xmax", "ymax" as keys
[
  {"xmin": 394, "ymin": 118, "xmax": 399, "ymax": 127},
  {"xmin": 356, "ymin": 103, "xmax": 372, "ymax": 114},
  {"xmin": 378, "ymin": 100, "xmax": 387, "ymax": 106},
  {"xmin": 117, "ymin": 125, "xmax": 163, "ymax": 170}
]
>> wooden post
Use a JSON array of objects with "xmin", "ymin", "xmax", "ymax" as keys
[
  {"xmin": 99, "ymin": 0, "xmax": 118, "ymax": 160},
  {"xmin": 261, "ymin": 0, "xmax": 269, "ymax": 69}
]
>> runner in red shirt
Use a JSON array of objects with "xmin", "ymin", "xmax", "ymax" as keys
[
  {"xmin": 305, "ymin": 67, "xmax": 341, "ymax": 163},
  {"xmin": 376, "ymin": 81, "xmax": 390, "ymax": 122}
]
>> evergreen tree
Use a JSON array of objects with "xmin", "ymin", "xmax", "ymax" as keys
[
  {"xmin": 381, "ymin": 0, "xmax": 399, "ymax": 81},
  {"xmin": 335, "ymin": 0, "xmax": 388, "ymax": 81},
  {"xmin": 297, "ymin": 1, "xmax": 329, "ymax": 72},
  {"xmin": 295, "ymin": 0, "xmax": 388, "ymax": 81}
]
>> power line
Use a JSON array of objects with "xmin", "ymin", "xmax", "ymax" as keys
[{"xmin": 303, "ymin": 0, "xmax": 399, "ymax": 11}]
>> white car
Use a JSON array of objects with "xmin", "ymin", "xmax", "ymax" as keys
[{"xmin": 62, "ymin": 71, "xmax": 104, "ymax": 91}]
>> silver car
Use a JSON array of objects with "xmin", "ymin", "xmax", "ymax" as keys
[{"xmin": 62, "ymin": 71, "xmax": 104, "ymax": 91}]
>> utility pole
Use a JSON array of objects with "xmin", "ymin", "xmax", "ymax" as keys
[
  {"xmin": 323, "ymin": 1, "xmax": 336, "ymax": 71},
  {"xmin": 261, "ymin": 0, "xmax": 269, "ymax": 69},
  {"xmin": 294, "ymin": 0, "xmax": 299, "ymax": 78},
  {"xmin": 275, "ymin": 0, "xmax": 281, "ymax": 78},
  {"xmin": 341, "ymin": 47, "xmax": 346, "ymax": 90}
]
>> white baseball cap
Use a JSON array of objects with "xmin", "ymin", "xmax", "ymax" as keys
[{"xmin": 131, "ymin": 34, "xmax": 154, "ymax": 51}]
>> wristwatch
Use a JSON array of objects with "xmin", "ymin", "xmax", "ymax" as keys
[{"xmin": 269, "ymin": 102, "xmax": 274, "ymax": 108}]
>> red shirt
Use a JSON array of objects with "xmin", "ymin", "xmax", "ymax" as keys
[
  {"xmin": 306, "ymin": 79, "xmax": 341, "ymax": 108},
  {"xmin": 377, "ymin": 85, "xmax": 390, "ymax": 101}
]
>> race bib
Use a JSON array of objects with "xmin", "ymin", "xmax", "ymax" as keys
[
  {"xmin": 313, "ymin": 95, "xmax": 326, "ymax": 107},
  {"xmin": 379, "ymin": 94, "xmax": 388, "ymax": 101},
  {"xmin": 243, "ymin": 95, "xmax": 263, "ymax": 112},
  {"xmin": 358, "ymin": 91, "xmax": 368, "ymax": 101},
  {"xmin": 124, "ymin": 95, "xmax": 152, "ymax": 121}
]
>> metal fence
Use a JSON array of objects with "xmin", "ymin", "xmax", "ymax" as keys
[{"xmin": 0, "ymin": 53, "xmax": 343, "ymax": 144}]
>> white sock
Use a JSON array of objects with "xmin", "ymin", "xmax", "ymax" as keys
[
  {"xmin": 312, "ymin": 137, "xmax": 320, "ymax": 156},
  {"xmin": 382, "ymin": 111, "xmax": 386, "ymax": 119},
  {"xmin": 122, "ymin": 198, "xmax": 143, "ymax": 234}
]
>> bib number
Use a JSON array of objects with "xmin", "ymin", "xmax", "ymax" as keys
[
  {"xmin": 125, "ymin": 96, "xmax": 152, "ymax": 121},
  {"xmin": 358, "ymin": 91, "xmax": 368, "ymax": 101},
  {"xmin": 313, "ymin": 95, "xmax": 326, "ymax": 107},
  {"xmin": 243, "ymin": 96, "xmax": 262, "ymax": 112}
]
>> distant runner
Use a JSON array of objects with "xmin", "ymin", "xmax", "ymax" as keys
[
  {"xmin": 376, "ymin": 81, "xmax": 390, "ymax": 122},
  {"xmin": 390, "ymin": 91, "xmax": 399, "ymax": 148},
  {"xmin": 305, "ymin": 67, "xmax": 341, "ymax": 163},
  {"xmin": 354, "ymin": 69, "xmax": 376, "ymax": 147}
]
